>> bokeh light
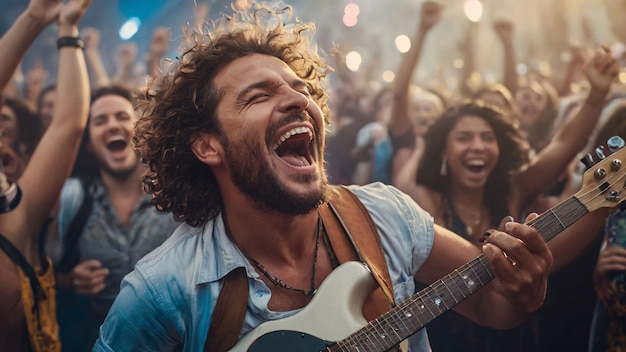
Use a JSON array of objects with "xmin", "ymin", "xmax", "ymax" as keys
[
  {"xmin": 395, "ymin": 35, "xmax": 411, "ymax": 53},
  {"xmin": 382, "ymin": 70, "xmax": 395, "ymax": 82},
  {"xmin": 346, "ymin": 51, "xmax": 362, "ymax": 72},
  {"xmin": 464, "ymin": 0, "xmax": 483, "ymax": 23},
  {"xmin": 119, "ymin": 17, "xmax": 141, "ymax": 40}
]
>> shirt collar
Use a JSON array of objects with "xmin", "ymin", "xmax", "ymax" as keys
[{"xmin": 196, "ymin": 212, "xmax": 258, "ymax": 285}]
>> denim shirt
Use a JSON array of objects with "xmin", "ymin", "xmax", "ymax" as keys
[
  {"xmin": 58, "ymin": 178, "xmax": 180, "ymax": 319},
  {"xmin": 93, "ymin": 182, "xmax": 435, "ymax": 352}
]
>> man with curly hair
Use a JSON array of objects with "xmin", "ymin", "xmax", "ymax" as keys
[{"xmin": 94, "ymin": 5, "xmax": 553, "ymax": 352}]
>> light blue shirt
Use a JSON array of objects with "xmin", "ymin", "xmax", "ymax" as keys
[{"xmin": 93, "ymin": 182, "xmax": 435, "ymax": 351}]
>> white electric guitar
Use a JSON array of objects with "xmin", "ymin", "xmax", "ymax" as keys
[{"xmin": 231, "ymin": 137, "xmax": 626, "ymax": 352}]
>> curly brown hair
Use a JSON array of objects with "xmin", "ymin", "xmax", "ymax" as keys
[
  {"xmin": 416, "ymin": 101, "xmax": 530, "ymax": 222},
  {"xmin": 134, "ymin": 5, "xmax": 331, "ymax": 227}
]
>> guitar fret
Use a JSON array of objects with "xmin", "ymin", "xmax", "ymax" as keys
[
  {"xmin": 367, "ymin": 315, "xmax": 399, "ymax": 351},
  {"xmin": 529, "ymin": 198, "xmax": 588, "ymax": 242},
  {"xmin": 409, "ymin": 294, "xmax": 437, "ymax": 328},
  {"xmin": 452, "ymin": 268, "xmax": 473, "ymax": 298},
  {"xmin": 441, "ymin": 279, "xmax": 458, "ymax": 304}
]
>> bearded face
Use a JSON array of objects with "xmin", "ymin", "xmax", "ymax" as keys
[{"xmin": 220, "ymin": 124, "xmax": 328, "ymax": 215}]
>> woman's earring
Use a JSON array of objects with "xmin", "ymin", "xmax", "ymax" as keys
[{"xmin": 440, "ymin": 158, "xmax": 447, "ymax": 176}]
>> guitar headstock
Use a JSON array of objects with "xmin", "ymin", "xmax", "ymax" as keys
[{"xmin": 577, "ymin": 136, "xmax": 626, "ymax": 212}]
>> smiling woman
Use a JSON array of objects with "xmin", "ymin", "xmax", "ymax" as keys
[
  {"xmin": 393, "ymin": 46, "xmax": 621, "ymax": 351},
  {"xmin": 414, "ymin": 102, "xmax": 527, "ymax": 242}
]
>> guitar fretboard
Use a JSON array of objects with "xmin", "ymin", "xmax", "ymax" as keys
[{"xmin": 330, "ymin": 197, "xmax": 588, "ymax": 351}]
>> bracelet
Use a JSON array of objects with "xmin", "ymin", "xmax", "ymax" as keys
[{"xmin": 57, "ymin": 36, "xmax": 85, "ymax": 50}]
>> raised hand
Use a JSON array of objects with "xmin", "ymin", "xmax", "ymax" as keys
[
  {"xmin": 149, "ymin": 27, "xmax": 170, "ymax": 58},
  {"xmin": 83, "ymin": 27, "xmax": 101, "ymax": 51},
  {"xmin": 26, "ymin": 58, "xmax": 48, "ymax": 90},
  {"xmin": 583, "ymin": 46, "xmax": 620, "ymax": 93},
  {"xmin": 420, "ymin": 1, "xmax": 443, "ymax": 33},
  {"xmin": 25, "ymin": 0, "xmax": 62, "ymax": 27},
  {"xmin": 59, "ymin": 0, "xmax": 91, "ymax": 27},
  {"xmin": 493, "ymin": 19, "xmax": 514, "ymax": 43},
  {"xmin": 117, "ymin": 42, "xmax": 138, "ymax": 69}
]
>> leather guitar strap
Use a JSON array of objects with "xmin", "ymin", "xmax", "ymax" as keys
[
  {"xmin": 205, "ymin": 185, "xmax": 395, "ymax": 351},
  {"xmin": 204, "ymin": 266, "xmax": 248, "ymax": 352},
  {"xmin": 318, "ymin": 185, "xmax": 395, "ymax": 321}
]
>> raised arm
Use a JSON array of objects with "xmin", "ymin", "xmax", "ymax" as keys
[
  {"xmin": 23, "ymin": 58, "xmax": 49, "ymax": 112},
  {"xmin": 112, "ymin": 42, "xmax": 138, "ymax": 85},
  {"xmin": 0, "ymin": 0, "xmax": 60, "ymax": 92},
  {"xmin": 556, "ymin": 43, "xmax": 587, "ymax": 97},
  {"xmin": 514, "ymin": 48, "xmax": 619, "ymax": 210},
  {"xmin": 145, "ymin": 27, "xmax": 170, "ymax": 79},
  {"xmin": 493, "ymin": 19, "xmax": 518, "ymax": 96},
  {"xmin": 6, "ymin": 0, "xmax": 91, "ymax": 251},
  {"xmin": 388, "ymin": 1, "xmax": 442, "ymax": 136},
  {"xmin": 83, "ymin": 27, "xmax": 111, "ymax": 87}
]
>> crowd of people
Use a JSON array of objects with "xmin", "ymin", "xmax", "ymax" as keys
[{"xmin": 0, "ymin": 0, "xmax": 625, "ymax": 351}]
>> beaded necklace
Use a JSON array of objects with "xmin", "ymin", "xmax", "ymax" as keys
[{"xmin": 229, "ymin": 214, "xmax": 321, "ymax": 296}]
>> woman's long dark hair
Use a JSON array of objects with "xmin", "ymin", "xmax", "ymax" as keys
[{"xmin": 416, "ymin": 101, "xmax": 530, "ymax": 222}]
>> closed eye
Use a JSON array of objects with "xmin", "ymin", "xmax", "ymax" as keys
[{"xmin": 248, "ymin": 92, "xmax": 272, "ymax": 104}]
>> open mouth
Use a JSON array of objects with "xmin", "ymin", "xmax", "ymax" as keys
[
  {"xmin": 106, "ymin": 138, "xmax": 128, "ymax": 152},
  {"xmin": 465, "ymin": 160, "xmax": 486, "ymax": 174},
  {"xmin": 272, "ymin": 126, "xmax": 314, "ymax": 167}
]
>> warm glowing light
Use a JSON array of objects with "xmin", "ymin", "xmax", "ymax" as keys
[
  {"xmin": 345, "ymin": 51, "xmax": 362, "ymax": 72},
  {"xmin": 345, "ymin": 3, "xmax": 360, "ymax": 17},
  {"xmin": 395, "ymin": 35, "xmax": 411, "ymax": 53},
  {"xmin": 382, "ymin": 70, "xmax": 395, "ymax": 82},
  {"xmin": 464, "ymin": 0, "xmax": 483, "ymax": 23},
  {"xmin": 453, "ymin": 59, "xmax": 464, "ymax": 69},
  {"xmin": 343, "ymin": 14, "xmax": 358, "ymax": 27},
  {"xmin": 538, "ymin": 61, "xmax": 551, "ymax": 76},
  {"xmin": 343, "ymin": 3, "xmax": 359, "ymax": 27},
  {"xmin": 619, "ymin": 71, "xmax": 626, "ymax": 83}
]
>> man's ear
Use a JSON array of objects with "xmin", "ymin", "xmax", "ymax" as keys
[{"xmin": 190, "ymin": 133, "xmax": 223, "ymax": 166}]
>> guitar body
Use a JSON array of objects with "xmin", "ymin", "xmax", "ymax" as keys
[{"xmin": 230, "ymin": 261, "xmax": 378, "ymax": 351}]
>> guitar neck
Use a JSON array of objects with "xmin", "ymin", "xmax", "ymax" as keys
[{"xmin": 331, "ymin": 197, "xmax": 589, "ymax": 351}]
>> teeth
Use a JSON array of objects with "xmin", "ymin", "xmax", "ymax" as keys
[
  {"xmin": 467, "ymin": 160, "xmax": 485, "ymax": 166},
  {"xmin": 273, "ymin": 127, "xmax": 313, "ymax": 150},
  {"xmin": 106, "ymin": 136, "xmax": 126, "ymax": 144}
]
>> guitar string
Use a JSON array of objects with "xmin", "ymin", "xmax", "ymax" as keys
[{"xmin": 227, "ymin": 213, "xmax": 321, "ymax": 297}]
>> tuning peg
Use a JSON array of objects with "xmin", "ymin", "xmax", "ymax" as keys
[
  {"xmin": 607, "ymin": 136, "xmax": 625, "ymax": 153},
  {"xmin": 611, "ymin": 159, "xmax": 623, "ymax": 171},
  {"xmin": 580, "ymin": 153, "xmax": 595, "ymax": 170},
  {"xmin": 595, "ymin": 145, "xmax": 607, "ymax": 160}
]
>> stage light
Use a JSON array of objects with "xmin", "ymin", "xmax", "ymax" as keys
[{"xmin": 119, "ymin": 17, "xmax": 141, "ymax": 40}]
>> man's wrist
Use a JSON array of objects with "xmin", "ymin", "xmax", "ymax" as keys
[{"xmin": 57, "ymin": 36, "xmax": 85, "ymax": 50}]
